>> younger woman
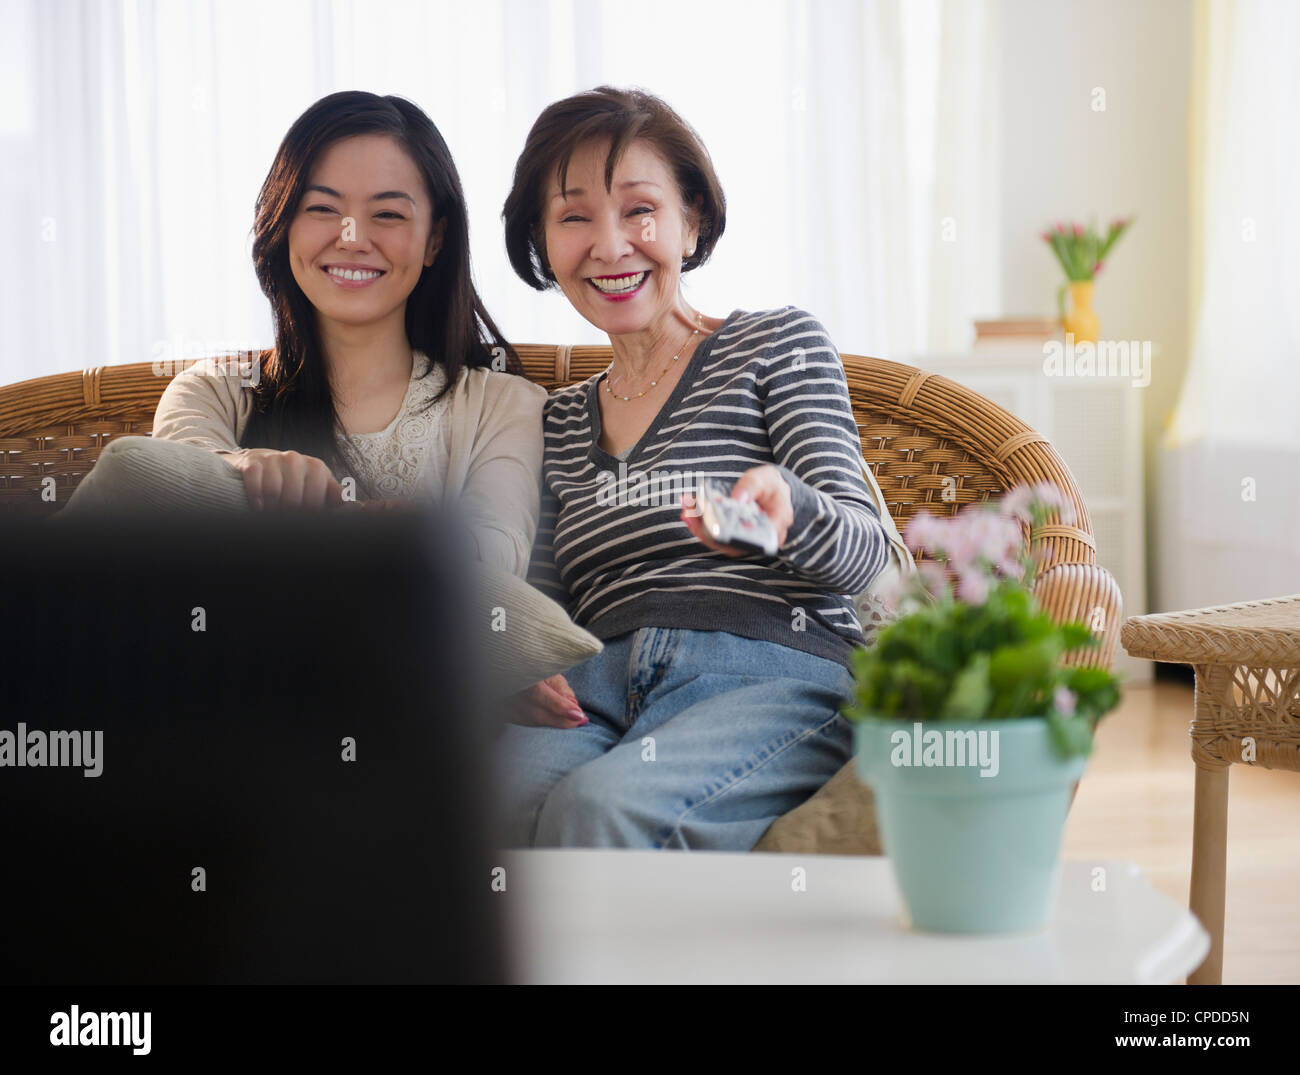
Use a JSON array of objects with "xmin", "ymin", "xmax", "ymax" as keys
[{"xmin": 62, "ymin": 91, "xmax": 546, "ymax": 577}]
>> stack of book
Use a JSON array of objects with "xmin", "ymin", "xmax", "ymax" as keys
[{"xmin": 972, "ymin": 317, "xmax": 1062, "ymax": 344}]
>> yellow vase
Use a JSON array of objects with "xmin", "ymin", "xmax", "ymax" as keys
[{"xmin": 1062, "ymin": 281, "xmax": 1099, "ymax": 344}]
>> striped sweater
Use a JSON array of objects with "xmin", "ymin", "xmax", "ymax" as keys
[{"xmin": 527, "ymin": 306, "xmax": 890, "ymax": 668}]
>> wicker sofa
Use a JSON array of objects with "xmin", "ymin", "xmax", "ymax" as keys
[{"xmin": 0, "ymin": 347, "xmax": 1122, "ymax": 853}]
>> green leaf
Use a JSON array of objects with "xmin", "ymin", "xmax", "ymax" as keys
[
  {"xmin": 988, "ymin": 639, "xmax": 1058, "ymax": 690},
  {"xmin": 1048, "ymin": 710, "xmax": 1094, "ymax": 758},
  {"xmin": 1064, "ymin": 665, "xmax": 1111, "ymax": 691},
  {"xmin": 1020, "ymin": 613, "xmax": 1056, "ymax": 643},
  {"xmin": 988, "ymin": 637, "xmax": 1064, "ymax": 718},
  {"xmin": 1059, "ymin": 621, "xmax": 1096, "ymax": 649},
  {"xmin": 940, "ymin": 653, "xmax": 993, "ymax": 720}
]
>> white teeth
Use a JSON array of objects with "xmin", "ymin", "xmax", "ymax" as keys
[
  {"xmin": 590, "ymin": 271, "xmax": 648, "ymax": 294},
  {"xmin": 327, "ymin": 267, "xmax": 382, "ymax": 281}
]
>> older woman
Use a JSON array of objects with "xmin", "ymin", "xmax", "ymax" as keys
[{"xmin": 495, "ymin": 86, "xmax": 891, "ymax": 851}]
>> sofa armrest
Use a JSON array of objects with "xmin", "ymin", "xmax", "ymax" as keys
[
  {"xmin": 1032, "ymin": 561, "xmax": 1123, "ymax": 814},
  {"xmin": 1031, "ymin": 562, "xmax": 1124, "ymax": 672}
]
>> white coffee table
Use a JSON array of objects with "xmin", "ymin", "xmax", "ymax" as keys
[{"xmin": 498, "ymin": 849, "xmax": 1208, "ymax": 984}]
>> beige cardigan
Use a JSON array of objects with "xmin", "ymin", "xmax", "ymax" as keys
[{"xmin": 151, "ymin": 355, "xmax": 548, "ymax": 578}]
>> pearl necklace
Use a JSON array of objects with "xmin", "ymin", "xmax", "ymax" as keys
[{"xmin": 603, "ymin": 314, "xmax": 704, "ymax": 402}]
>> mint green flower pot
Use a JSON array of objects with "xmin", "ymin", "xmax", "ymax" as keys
[{"xmin": 854, "ymin": 718, "xmax": 1086, "ymax": 934}]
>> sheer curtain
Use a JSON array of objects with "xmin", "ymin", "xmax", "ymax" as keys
[
  {"xmin": 1167, "ymin": 0, "xmax": 1300, "ymax": 452},
  {"xmin": 1154, "ymin": 0, "xmax": 1300, "ymax": 612},
  {"xmin": 2, "ymin": 0, "xmax": 997, "ymax": 385}
]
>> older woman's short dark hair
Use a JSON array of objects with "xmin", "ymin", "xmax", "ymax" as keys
[{"xmin": 502, "ymin": 86, "xmax": 727, "ymax": 290}]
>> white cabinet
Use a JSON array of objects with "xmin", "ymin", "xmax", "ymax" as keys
[{"xmin": 908, "ymin": 342, "xmax": 1150, "ymax": 683}]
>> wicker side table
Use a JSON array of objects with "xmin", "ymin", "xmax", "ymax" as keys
[{"xmin": 1121, "ymin": 594, "xmax": 1300, "ymax": 984}]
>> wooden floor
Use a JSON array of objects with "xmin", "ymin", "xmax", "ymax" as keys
[{"xmin": 1062, "ymin": 674, "xmax": 1300, "ymax": 984}]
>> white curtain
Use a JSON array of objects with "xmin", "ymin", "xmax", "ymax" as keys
[
  {"xmin": 1166, "ymin": 0, "xmax": 1300, "ymax": 452},
  {"xmin": 1154, "ymin": 0, "xmax": 1300, "ymax": 613},
  {"xmin": 1, "ymin": 0, "xmax": 997, "ymax": 386}
]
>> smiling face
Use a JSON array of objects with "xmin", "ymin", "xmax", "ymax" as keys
[
  {"xmin": 287, "ymin": 133, "xmax": 445, "ymax": 330},
  {"xmin": 541, "ymin": 138, "xmax": 699, "ymax": 337}
]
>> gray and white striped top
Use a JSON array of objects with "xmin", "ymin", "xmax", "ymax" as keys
[{"xmin": 526, "ymin": 306, "xmax": 890, "ymax": 668}]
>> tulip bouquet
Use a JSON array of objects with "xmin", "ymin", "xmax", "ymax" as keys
[
  {"xmin": 842, "ymin": 484, "xmax": 1123, "ymax": 758},
  {"xmin": 1041, "ymin": 217, "xmax": 1132, "ymax": 318}
]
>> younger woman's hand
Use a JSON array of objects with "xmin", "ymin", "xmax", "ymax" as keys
[
  {"xmin": 223, "ymin": 448, "xmax": 344, "ymax": 512},
  {"xmin": 506, "ymin": 674, "xmax": 589, "ymax": 729},
  {"xmin": 680, "ymin": 465, "xmax": 793, "ymax": 557}
]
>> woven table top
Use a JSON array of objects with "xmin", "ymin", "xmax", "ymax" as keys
[{"xmin": 1122, "ymin": 593, "xmax": 1300, "ymax": 666}]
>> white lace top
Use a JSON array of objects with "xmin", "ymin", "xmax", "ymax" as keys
[{"xmin": 336, "ymin": 351, "xmax": 452, "ymax": 501}]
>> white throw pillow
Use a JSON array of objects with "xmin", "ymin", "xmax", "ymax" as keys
[
  {"xmin": 54, "ymin": 436, "xmax": 251, "ymax": 516},
  {"xmin": 468, "ymin": 562, "xmax": 604, "ymax": 701}
]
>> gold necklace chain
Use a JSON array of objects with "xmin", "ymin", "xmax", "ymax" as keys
[{"xmin": 603, "ymin": 313, "xmax": 704, "ymax": 402}]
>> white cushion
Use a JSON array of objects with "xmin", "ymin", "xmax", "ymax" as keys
[{"xmin": 468, "ymin": 562, "xmax": 604, "ymax": 701}]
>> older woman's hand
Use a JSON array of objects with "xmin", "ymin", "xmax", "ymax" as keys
[
  {"xmin": 506, "ymin": 674, "xmax": 589, "ymax": 729},
  {"xmin": 680, "ymin": 465, "xmax": 793, "ymax": 557}
]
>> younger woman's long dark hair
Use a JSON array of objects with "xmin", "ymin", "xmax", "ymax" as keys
[{"xmin": 242, "ymin": 90, "xmax": 522, "ymax": 479}]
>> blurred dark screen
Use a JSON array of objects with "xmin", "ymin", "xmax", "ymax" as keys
[{"xmin": 0, "ymin": 506, "xmax": 505, "ymax": 984}]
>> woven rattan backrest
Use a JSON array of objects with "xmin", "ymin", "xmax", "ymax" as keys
[{"xmin": 0, "ymin": 348, "xmax": 1095, "ymax": 572}]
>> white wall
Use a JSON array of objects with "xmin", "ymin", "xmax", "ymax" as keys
[{"xmin": 994, "ymin": 0, "xmax": 1193, "ymax": 616}]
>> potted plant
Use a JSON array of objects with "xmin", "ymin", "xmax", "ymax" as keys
[
  {"xmin": 1041, "ymin": 217, "xmax": 1132, "ymax": 343},
  {"xmin": 842, "ymin": 484, "xmax": 1123, "ymax": 934}
]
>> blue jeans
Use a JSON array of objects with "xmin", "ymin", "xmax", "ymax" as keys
[{"xmin": 491, "ymin": 628, "xmax": 856, "ymax": 851}]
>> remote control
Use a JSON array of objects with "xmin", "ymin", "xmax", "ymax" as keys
[{"xmin": 695, "ymin": 478, "xmax": 780, "ymax": 557}]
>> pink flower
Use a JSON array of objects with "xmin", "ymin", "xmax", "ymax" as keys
[
  {"xmin": 1072, "ymin": 222, "xmax": 1083, "ymax": 237},
  {"xmin": 956, "ymin": 569, "xmax": 990, "ymax": 605},
  {"xmin": 1053, "ymin": 686, "xmax": 1077, "ymax": 716},
  {"xmin": 997, "ymin": 555, "xmax": 1026, "ymax": 580},
  {"xmin": 971, "ymin": 509, "xmax": 1022, "ymax": 566},
  {"xmin": 999, "ymin": 485, "xmax": 1035, "ymax": 523},
  {"xmin": 998, "ymin": 483, "xmax": 1077, "ymax": 526},
  {"xmin": 1040, "ymin": 231, "xmax": 1052, "ymax": 242},
  {"xmin": 1054, "ymin": 220, "xmax": 1066, "ymax": 234},
  {"xmin": 916, "ymin": 561, "xmax": 948, "ymax": 599},
  {"xmin": 903, "ymin": 512, "xmax": 946, "ymax": 554},
  {"xmin": 941, "ymin": 527, "xmax": 980, "ymax": 573},
  {"xmin": 1030, "ymin": 482, "xmax": 1077, "ymax": 524},
  {"xmin": 1093, "ymin": 259, "xmax": 1105, "ymax": 275}
]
